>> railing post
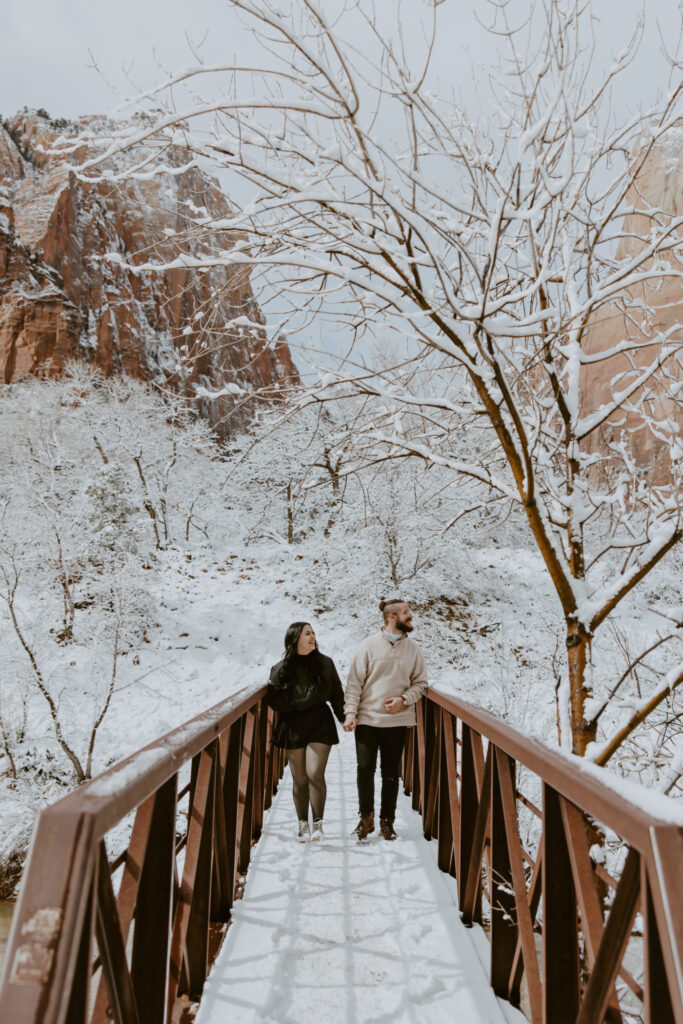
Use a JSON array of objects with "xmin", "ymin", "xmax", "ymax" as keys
[
  {"xmin": 211, "ymin": 733, "xmax": 232, "ymax": 923},
  {"xmin": 576, "ymin": 849, "xmax": 640, "ymax": 1024},
  {"xmin": 402, "ymin": 727, "xmax": 414, "ymax": 796},
  {"xmin": 442, "ymin": 711, "xmax": 461, "ymax": 880},
  {"xmin": 132, "ymin": 773, "xmax": 177, "ymax": 1024},
  {"xmin": 66, "ymin": 858, "xmax": 97, "ymax": 1024},
  {"xmin": 251, "ymin": 700, "xmax": 267, "ymax": 840},
  {"xmin": 410, "ymin": 720, "xmax": 421, "ymax": 810},
  {"xmin": 437, "ymin": 710, "xmax": 456, "ymax": 876},
  {"xmin": 424, "ymin": 702, "xmax": 441, "ymax": 840},
  {"xmin": 642, "ymin": 860, "xmax": 676, "ymax": 1024},
  {"xmin": 490, "ymin": 746, "xmax": 518, "ymax": 1002},
  {"xmin": 542, "ymin": 784, "xmax": 580, "ymax": 1024},
  {"xmin": 458, "ymin": 723, "xmax": 475, "ymax": 910},
  {"xmin": 92, "ymin": 794, "xmax": 157, "ymax": 1024},
  {"xmin": 223, "ymin": 718, "xmax": 243, "ymax": 912},
  {"xmin": 414, "ymin": 698, "xmax": 426, "ymax": 814},
  {"xmin": 495, "ymin": 749, "xmax": 543, "ymax": 1017},
  {"xmin": 263, "ymin": 707, "xmax": 277, "ymax": 810},
  {"xmin": 645, "ymin": 827, "xmax": 683, "ymax": 1024},
  {"xmin": 94, "ymin": 841, "xmax": 140, "ymax": 1024},
  {"xmin": 238, "ymin": 710, "xmax": 257, "ymax": 873},
  {"xmin": 459, "ymin": 724, "xmax": 486, "ymax": 922},
  {"xmin": 184, "ymin": 745, "xmax": 217, "ymax": 999}
]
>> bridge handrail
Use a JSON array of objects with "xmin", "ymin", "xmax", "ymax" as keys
[
  {"xmin": 3, "ymin": 679, "xmax": 682, "ymax": 1023},
  {"xmin": 428, "ymin": 688, "xmax": 683, "ymax": 846},
  {"xmin": 0, "ymin": 682, "xmax": 283, "ymax": 1024},
  {"xmin": 407, "ymin": 686, "xmax": 683, "ymax": 1024}
]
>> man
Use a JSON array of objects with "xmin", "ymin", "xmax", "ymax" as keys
[{"xmin": 343, "ymin": 599, "xmax": 428, "ymax": 840}]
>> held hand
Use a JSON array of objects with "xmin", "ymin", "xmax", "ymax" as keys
[
  {"xmin": 384, "ymin": 696, "xmax": 405, "ymax": 715},
  {"xmin": 343, "ymin": 716, "xmax": 358, "ymax": 732}
]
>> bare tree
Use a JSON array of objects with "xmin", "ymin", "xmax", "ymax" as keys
[
  {"xmin": 0, "ymin": 558, "xmax": 87, "ymax": 783},
  {"xmin": 365, "ymin": 466, "xmax": 434, "ymax": 588},
  {"xmin": 590, "ymin": 610, "xmax": 683, "ymax": 772},
  {"xmin": 76, "ymin": 0, "xmax": 683, "ymax": 754},
  {"xmin": 85, "ymin": 588, "xmax": 125, "ymax": 780},
  {"xmin": 0, "ymin": 683, "xmax": 25, "ymax": 782}
]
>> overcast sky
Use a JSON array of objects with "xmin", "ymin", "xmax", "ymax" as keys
[
  {"xmin": 3, "ymin": 0, "xmax": 676, "ymax": 372},
  {"xmin": 2, "ymin": 0, "xmax": 680, "ymax": 125}
]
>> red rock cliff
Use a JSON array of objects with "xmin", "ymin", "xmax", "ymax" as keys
[
  {"xmin": 580, "ymin": 129, "xmax": 682, "ymax": 483},
  {"xmin": 0, "ymin": 110, "xmax": 298, "ymax": 433}
]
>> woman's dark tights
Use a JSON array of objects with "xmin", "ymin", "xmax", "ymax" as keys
[{"xmin": 286, "ymin": 742, "xmax": 331, "ymax": 821}]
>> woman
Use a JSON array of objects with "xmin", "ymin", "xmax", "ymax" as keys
[{"xmin": 267, "ymin": 621, "xmax": 345, "ymax": 841}]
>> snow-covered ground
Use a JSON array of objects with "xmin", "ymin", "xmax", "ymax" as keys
[
  {"xmin": 1, "ymin": 373, "xmax": 681, "ymax": 898},
  {"xmin": 197, "ymin": 736, "xmax": 525, "ymax": 1024},
  {"xmin": 2, "ymin": 529, "xmax": 680, "ymax": 889}
]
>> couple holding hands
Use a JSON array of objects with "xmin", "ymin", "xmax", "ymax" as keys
[{"xmin": 266, "ymin": 599, "xmax": 428, "ymax": 842}]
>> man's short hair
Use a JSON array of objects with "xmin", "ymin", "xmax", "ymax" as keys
[{"xmin": 379, "ymin": 598, "xmax": 405, "ymax": 623}]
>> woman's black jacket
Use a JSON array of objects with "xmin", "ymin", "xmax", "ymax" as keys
[{"xmin": 266, "ymin": 651, "xmax": 345, "ymax": 748}]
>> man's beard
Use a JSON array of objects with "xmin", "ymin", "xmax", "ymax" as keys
[{"xmin": 395, "ymin": 620, "xmax": 413, "ymax": 633}]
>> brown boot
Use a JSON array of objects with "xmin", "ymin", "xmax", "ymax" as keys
[
  {"xmin": 380, "ymin": 818, "xmax": 397, "ymax": 841},
  {"xmin": 353, "ymin": 812, "xmax": 375, "ymax": 840}
]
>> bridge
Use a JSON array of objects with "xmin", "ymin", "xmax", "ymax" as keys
[{"xmin": 0, "ymin": 685, "xmax": 681, "ymax": 1023}]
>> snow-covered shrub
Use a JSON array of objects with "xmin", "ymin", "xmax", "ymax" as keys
[{"xmin": 0, "ymin": 365, "xmax": 226, "ymax": 789}]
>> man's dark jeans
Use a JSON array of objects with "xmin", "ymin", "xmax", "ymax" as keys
[{"xmin": 355, "ymin": 724, "xmax": 407, "ymax": 821}]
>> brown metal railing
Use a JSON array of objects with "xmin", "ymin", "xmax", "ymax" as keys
[
  {"xmin": 404, "ymin": 689, "xmax": 683, "ymax": 1024},
  {"xmin": 3, "ymin": 682, "xmax": 683, "ymax": 1024},
  {"xmin": 0, "ymin": 683, "xmax": 284, "ymax": 1024}
]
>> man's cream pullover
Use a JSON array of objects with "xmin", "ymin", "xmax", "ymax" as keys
[{"xmin": 344, "ymin": 631, "xmax": 428, "ymax": 727}]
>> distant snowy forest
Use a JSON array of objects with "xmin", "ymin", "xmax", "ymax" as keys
[{"xmin": 0, "ymin": 363, "xmax": 681, "ymax": 895}]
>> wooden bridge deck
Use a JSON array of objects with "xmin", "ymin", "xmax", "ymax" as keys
[{"xmin": 197, "ymin": 736, "xmax": 523, "ymax": 1024}]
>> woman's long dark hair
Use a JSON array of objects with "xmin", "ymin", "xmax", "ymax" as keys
[{"xmin": 273, "ymin": 621, "xmax": 319, "ymax": 687}]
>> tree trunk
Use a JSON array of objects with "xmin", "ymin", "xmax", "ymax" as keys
[
  {"xmin": 286, "ymin": 482, "xmax": 294, "ymax": 544},
  {"xmin": 323, "ymin": 448, "xmax": 340, "ymax": 537},
  {"xmin": 567, "ymin": 620, "xmax": 596, "ymax": 755}
]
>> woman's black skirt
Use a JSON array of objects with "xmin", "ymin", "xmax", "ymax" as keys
[{"xmin": 272, "ymin": 702, "xmax": 340, "ymax": 749}]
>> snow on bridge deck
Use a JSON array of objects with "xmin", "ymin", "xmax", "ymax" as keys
[{"xmin": 197, "ymin": 736, "xmax": 524, "ymax": 1024}]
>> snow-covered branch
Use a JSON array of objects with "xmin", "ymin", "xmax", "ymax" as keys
[{"xmin": 77, "ymin": 0, "xmax": 682, "ymax": 755}]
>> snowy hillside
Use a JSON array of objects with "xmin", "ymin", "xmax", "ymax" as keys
[{"xmin": 0, "ymin": 368, "xmax": 681, "ymax": 895}]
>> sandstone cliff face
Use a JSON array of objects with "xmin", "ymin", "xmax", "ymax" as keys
[
  {"xmin": 580, "ymin": 130, "xmax": 682, "ymax": 483},
  {"xmin": 0, "ymin": 111, "xmax": 297, "ymax": 432}
]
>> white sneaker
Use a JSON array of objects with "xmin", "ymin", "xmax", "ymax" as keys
[
  {"xmin": 297, "ymin": 820, "xmax": 311, "ymax": 842},
  {"xmin": 311, "ymin": 819, "xmax": 324, "ymax": 841}
]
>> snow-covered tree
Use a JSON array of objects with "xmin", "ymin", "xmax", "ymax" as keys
[
  {"xmin": 0, "ymin": 366, "xmax": 225, "ymax": 782},
  {"xmin": 74, "ymin": 0, "xmax": 682, "ymax": 757}
]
